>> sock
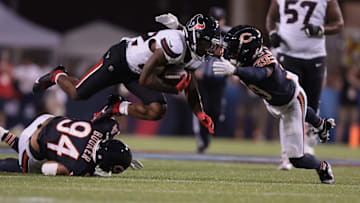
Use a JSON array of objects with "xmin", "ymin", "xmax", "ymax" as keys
[
  {"xmin": 52, "ymin": 72, "xmax": 68, "ymax": 84},
  {"xmin": 119, "ymin": 101, "xmax": 131, "ymax": 115},
  {"xmin": 306, "ymin": 106, "xmax": 322, "ymax": 128},
  {"xmin": 289, "ymin": 153, "xmax": 321, "ymax": 170},
  {"xmin": 1, "ymin": 132, "xmax": 19, "ymax": 153}
]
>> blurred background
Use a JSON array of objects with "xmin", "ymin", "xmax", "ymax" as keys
[{"xmin": 0, "ymin": 0, "xmax": 359, "ymax": 148}]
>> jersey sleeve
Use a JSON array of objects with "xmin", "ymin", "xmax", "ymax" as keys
[{"xmin": 159, "ymin": 35, "xmax": 184, "ymax": 64}]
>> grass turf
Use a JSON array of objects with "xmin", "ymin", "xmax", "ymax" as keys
[{"xmin": 0, "ymin": 136, "xmax": 359, "ymax": 203}]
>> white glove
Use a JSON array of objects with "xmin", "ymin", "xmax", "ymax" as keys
[
  {"xmin": 155, "ymin": 13, "xmax": 179, "ymax": 29},
  {"xmin": 213, "ymin": 58, "xmax": 236, "ymax": 76},
  {"xmin": 0, "ymin": 126, "xmax": 9, "ymax": 140},
  {"xmin": 130, "ymin": 159, "xmax": 144, "ymax": 169}
]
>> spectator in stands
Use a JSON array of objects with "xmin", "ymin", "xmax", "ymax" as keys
[
  {"xmin": 13, "ymin": 56, "xmax": 43, "ymax": 127},
  {"xmin": 0, "ymin": 49, "xmax": 20, "ymax": 128}
]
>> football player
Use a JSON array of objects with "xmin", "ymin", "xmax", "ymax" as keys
[
  {"xmin": 266, "ymin": 0, "xmax": 344, "ymax": 170},
  {"xmin": 32, "ymin": 13, "xmax": 220, "ymax": 134},
  {"xmin": 0, "ymin": 113, "xmax": 139, "ymax": 176},
  {"xmin": 155, "ymin": 12, "xmax": 225, "ymax": 152},
  {"xmin": 213, "ymin": 25, "xmax": 336, "ymax": 184}
]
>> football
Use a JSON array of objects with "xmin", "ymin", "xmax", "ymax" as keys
[{"xmin": 160, "ymin": 65, "xmax": 188, "ymax": 85}]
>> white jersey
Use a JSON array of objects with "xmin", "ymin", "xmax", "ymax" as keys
[
  {"xmin": 276, "ymin": 0, "xmax": 331, "ymax": 59},
  {"xmin": 125, "ymin": 29, "xmax": 201, "ymax": 74}
]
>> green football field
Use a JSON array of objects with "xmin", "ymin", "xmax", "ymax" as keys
[{"xmin": 0, "ymin": 136, "xmax": 360, "ymax": 203}]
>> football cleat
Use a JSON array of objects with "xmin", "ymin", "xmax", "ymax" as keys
[
  {"xmin": 317, "ymin": 161, "xmax": 335, "ymax": 184},
  {"xmin": 32, "ymin": 66, "xmax": 68, "ymax": 93},
  {"xmin": 91, "ymin": 95, "xmax": 126, "ymax": 123},
  {"xmin": 315, "ymin": 118, "xmax": 336, "ymax": 143},
  {"xmin": 277, "ymin": 158, "xmax": 293, "ymax": 171}
]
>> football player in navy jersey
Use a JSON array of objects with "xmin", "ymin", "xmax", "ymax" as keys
[
  {"xmin": 0, "ymin": 113, "xmax": 139, "ymax": 176},
  {"xmin": 32, "ymin": 13, "xmax": 221, "ymax": 134},
  {"xmin": 266, "ymin": 0, "xmax": 344, "ymax": 170},
  {"xmin": 213, "ymin": 25, "xmax": 336, "ymax": 184}
]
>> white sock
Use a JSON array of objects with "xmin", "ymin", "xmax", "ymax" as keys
[
  {"xmin": 55, "ymin": 72, "xmax": 68, "ymax": 84},
  {"xmin": 119, "ymin": 101, "xmax": 131, "ymax": 115}
]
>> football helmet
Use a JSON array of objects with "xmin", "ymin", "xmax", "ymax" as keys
[
  {"xmin": 94, "ymin": 139, "xmax": 132, "ymax": 174},
  {"xmin": 184, "ymin": 14, "xmax": 220, "ymax": 60},
  {"xmin": 223, "ymin": 25, "xmax": 263, "ymax": 66}
]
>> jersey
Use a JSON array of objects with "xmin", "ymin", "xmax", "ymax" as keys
[
  {"xmin": 125, "ymin": 29, "xmax": 201, "ymax": 74},
  {"xmin": 241, "ymin": 47, "xmax": 296, "ymax": 106},
  {"xmin": 37, "ymin": 117, "xmax": 120, "ymax": 176},
  {"xmin": 276, "ymin": 0, "xmax": 331, "ymax": 59}
]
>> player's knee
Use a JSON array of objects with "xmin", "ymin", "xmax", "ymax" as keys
[{"xmin": 147, "ymin": 103, "xmax": 167, "ymax": 120}]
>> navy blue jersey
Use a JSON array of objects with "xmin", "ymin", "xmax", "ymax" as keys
[
  {"xmin": 37, "ymin": 116, "xmax": 120, "ymax": 176},
  {"xmin": 241, "ymin": 47, "xmax": 296, "ymax": 106}
]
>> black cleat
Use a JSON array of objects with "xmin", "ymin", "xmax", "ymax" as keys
[
  {"xmin": 91, "ymin": 95, "xmax": 126, "ymax": 123},
  {"xmin": 317, "ymin": 161, "xmax": 335, "ymax": 184},
  {"xmin": 32, "ymin": 66, "xmax": 68, "ymax": 93}
]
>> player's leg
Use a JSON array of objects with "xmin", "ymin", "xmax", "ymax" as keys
[
  {"xmin": 283, "ymin": 89, "xmax": 334, "ymax": 184},
  {"xmin": 0, "ymin": 158, "xmax": 21, "ymax": 172},
  {"xmin": 278, "ymin": 120, "xmax": 293, "ymax": 170},
  {"xmin": 0, "ymin": 126, "xmax": 19, "ymax": 153},
  {"xmin": 34, "ymin": 41, "xmax": 128, "ymax": 101},
  {"xmin": 302, "ymin": 57, "xmax": 327, "ymax": 153},
  {"xmin": 124, "ymin": 80, "xmax": 167, "ymax": 120}
]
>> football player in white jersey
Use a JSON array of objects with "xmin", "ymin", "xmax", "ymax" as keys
[
  {"xmin": 32, "ymin": 14, "xmax": 221, "ymax": 134},
  {"xmin": 266, "ymin": 0, "xmax": 344, "ymax": 170}
]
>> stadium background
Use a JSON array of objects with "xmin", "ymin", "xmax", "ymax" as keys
[{"xmin": 0, "ymin": 0, "xmax": 359, "ymax": 146}]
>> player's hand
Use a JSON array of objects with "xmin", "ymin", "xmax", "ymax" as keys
[
  {"xmin": 213, "ymin": 58, "xmax": 236, "ymax": 76},
  {"xmin": 176, "ymin": 73, "xmax": 191, "ymax": 94},
  {"xmin": 269, "ymin": 30, "xmax": 281, "ymax": 48},
  {"xmin": 130, "ymin": 159, "xmax": 144, "ymax": 170},
  {"xmin": 155, "ymin": 13, "xmax": 179, "ymax": 29},
  {"xmin": 301, "ymin": 24, "xmax": 324, "ymax": 38},
  {"xmin": 197, "ymin": 112, "xmax": 214, "ymax": 134}
]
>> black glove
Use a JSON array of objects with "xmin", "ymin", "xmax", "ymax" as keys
[
  {"xmin": 269, "ymin": 30, "xmax": 281, "ymax": 48},
  {"xmin": 301, "ymin": 24, "xmax": 324, "ymax": 38}
]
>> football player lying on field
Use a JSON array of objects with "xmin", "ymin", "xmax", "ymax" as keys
[{"xmin": 0, "ymin": 113, "xmax": 143, "ymax": 176}]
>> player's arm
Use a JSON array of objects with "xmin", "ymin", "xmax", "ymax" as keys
[
  {"xmin": 324, "ymin": 0, "xmax": 344, "ymax": 35},
  {"xmin": 155, "ymin": 13, "xmax": 184, "ymax": 30},
  {"xmin": 41, "ymin": 161, "xmax": 70, "ymax": 176},
  {"xmin": 213, "ymin": 59, "xmax": 273, "ymax": 82},
  {"xmin": 139, "ymin": 49, "xmax": 179, "ymax": 94},
  {"xmin": 266, "ymin": 0, "xmax": 282, "ymax": 48},
  {"xmin": 185, "ymin": 72, "xmax": 214, "ymax": 134}
]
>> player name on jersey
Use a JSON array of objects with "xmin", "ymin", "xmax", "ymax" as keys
[{"xmin": 81, "ymin": 130, "xmax": 103, "ymax": 163}]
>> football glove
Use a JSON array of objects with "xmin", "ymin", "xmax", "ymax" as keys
[
  {"xmin": 313, "ymin": 118, "xmax": 336, "ymax": 143},
  {"xmin": 130, "ymin": 159, "xmax": 144, "ymax": 170},
  {"xmin": 268, "ymin": 30, "xmax": 281, "ymax": 48},
  {"xmin": 175, "ymin": 73, "xmax": 192, "ymax": 94},
  {"xmin": 213, "ymin": 58, "xmax": 236, "ymax": 76},
  {"xmin": 155, "ymin": 13, "xmax": 180, "ymax": 29},
  {"xmin": 301, "ymin": 24, "xmax": 324, "ymax": 38},
  {"xmin": 197, "ymin": 112, "xmax": 214, "ymax": 134}
]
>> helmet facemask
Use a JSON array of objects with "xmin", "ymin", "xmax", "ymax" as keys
[{"xmin": 184, "ymin": 14, "xmax": 221, "ymax": 61}]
